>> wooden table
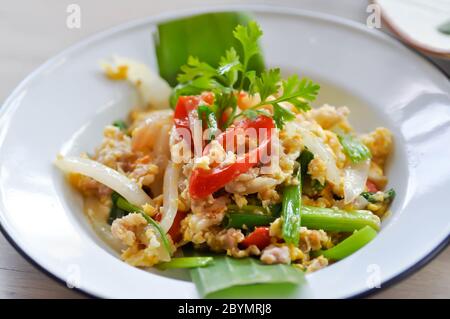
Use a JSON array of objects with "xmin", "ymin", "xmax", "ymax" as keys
[{"xmin": 0, "ymin": 0, "xmax": 449, "ymax": 299}]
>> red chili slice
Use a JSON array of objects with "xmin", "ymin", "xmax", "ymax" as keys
[
  {"xmin": 366, "ymin": 180, "xmax": 379, "ymax": 193},
  {"xmin": 154, "ymin": 212, "xmax": 162, "ymax": 222},
  {"xmin": 174, "ymin": 96, "xmax": 201, "ymax": 130},
  {"xmin": 189, "ymin": 115, "xmax": 275, "ymax": 199},
  {"xmin": 240, "ymin": 227, "xmax": 271, "ymax": 250},
  {"xmin": 167, "ymin": 211, "xmax": 187, "ymax": 243}
]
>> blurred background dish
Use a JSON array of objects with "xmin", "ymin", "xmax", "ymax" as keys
[{"xmin": 375, "ymin": 0, "xmax": 450, "ymax": 59}]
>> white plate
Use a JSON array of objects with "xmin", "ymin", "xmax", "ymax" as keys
[{"xmin": 0, "ymin": 5, "xmax": 449, "ymax": 299}]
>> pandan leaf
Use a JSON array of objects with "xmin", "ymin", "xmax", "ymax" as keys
[
  {"xmin": 154, "ymin": 12, "xmax": 265, "ymax": 86},
  {"xmin": 190, "ymin": 256, "xmax": 304, "ymax": 297}
]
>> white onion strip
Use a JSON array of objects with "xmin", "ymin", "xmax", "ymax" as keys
[
  {"xmin": 160, "ymin": 161, "xmax": 181, "ymax": 232},
  {"xmin": 55, "ymin": 156, "xmax": 152, "ymax": 206},
  {"xmin": 299, "ymin": 127, "xmax": 342, "ymax": 186},
  {"xmin": 131, "ymin": 109, "xmax": 173, "ymax": 151},
  {"xmin": 101, "ymin": 56, "xmax": 171, "ymax": 109},
  {"xmin": 344, "ymin": 159, "xmax": 370, "ymax": 204}
]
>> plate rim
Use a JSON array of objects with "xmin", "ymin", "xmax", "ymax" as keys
[{"xmin": 0, "ymin": 3, "xmax": 449, "ymax": 299}]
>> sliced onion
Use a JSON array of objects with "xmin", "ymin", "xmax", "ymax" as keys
[
  {"xmin": 344, "ymin": 159, "xmax": 370, "ymax": 204},
  {"xmin": 55, "ymin": 156, "xmax": 152, "ymax": 206},
  {"xmin": 298, "ymin": 127, "xmax": 342, "ymax": 186},
  {"xmin": 160, "ymin": 161, "xmax": 181, "ymax": 232},
  {"xmin": 101, "ymin": 56, "xmax": 171, "ymax": 109},
  {"xmin": 148, "ymin": 123, "xmax": 172, "ymax": 196},
  {"xmin": 153, "ymin": 122, "xmax": 171, "ymax": 170},
  {"xmin": 131, "ymin": 109, "xmax": 173, "ymax": 152},
  {"xmin": 150, "ymin": 224, "xmax": 172, "ymax": 262}
]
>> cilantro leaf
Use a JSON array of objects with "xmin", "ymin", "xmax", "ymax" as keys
[
  {"xmin": 279, "ymin": 75, "xmax": 320, "ymax": 111},
  {"xmin": 170, "ymin": 77, "xmax": 224, "ymax": 107},
  {"xmin": 233, "ymin": 21, "xmax": 263, "ymax": 69},
  {"xmin": 249, "ymin": 68, "xmax": 281, "ymax": 101},
  {"xmin": 242, "ymin": 70, "xmax": 256, "ymax": 92},
  {"xmin": 240, "ymin": 108, "xmax": 270, "ymax": 121},
  {"xmin": 235, "ymin": 74, "xmax": 320, "ymax": 126},
  {"xmin": 241, "ymin": 108, "xmax": 259, "ymax": 121},
  {"xmin": 273, "ymin": 103, "xmax": 295, "ymax": 129},
  {"xmin": 218, "ymin": 48, "xmax": 241, "ymax": 87},
  {"xmin": 338, "ymin": 134, "xmax": 372, "ymax": 163},
  {"xmin": 177, "ymin": 56, "xmax": 218, "ymax": 83},
  {"xmin": 233, "ymin": 21, "xmax": 263, "ymax": 89},
  {"xmin": 171, "ymin": 20, "xmax": 321, "ymax": 130},
  {"xmin": 213, "ymin": 91, "xmax": 238, "ymax": 129}
]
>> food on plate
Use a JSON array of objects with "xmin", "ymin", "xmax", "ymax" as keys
[{"xmin": 55, "ymin": 16, "xmax": 395, "ymax": 296}]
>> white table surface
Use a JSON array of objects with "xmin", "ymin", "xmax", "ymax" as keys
[{"xmin": 0, "ymin": 0, "xmax": 449, "ymax": 299}]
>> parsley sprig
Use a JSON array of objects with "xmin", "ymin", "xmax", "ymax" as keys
[
  {"xmin": 172, "ymin": 21, "xmax": 321, "ymax": 129},
  {"xmin": 237, "ymin": 71, "xmax": 320, "ymax": 128}
]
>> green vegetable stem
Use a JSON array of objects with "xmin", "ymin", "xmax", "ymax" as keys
[
  {"xmin": 281, "ymin": 165, "xmax": 302, "ymax": 246},
  {"xmin": 116, "ymin": 196, "xmax": 172, "ymax": 254},
  {"xmin": 157, "ymin": 257, "xmax": 214, "ymax": 270},
  {"xmin": 313, "ymin": 226, "xmax": 377, "ymax": 260},
  {"xmin": 224, "ymin": 205, "xmax": 380, "ymax": 233}
]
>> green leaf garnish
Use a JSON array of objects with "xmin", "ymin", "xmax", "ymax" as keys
[
  {"xmin": 190, "ymin": 256, "xmax": 304, "ymax": 297},
  {"xmin": 177, "ymin": 56, "xmax": 219, "ymax": 83},
  {"xmin": 239, "ymin": 108, "xmax": 270, "ymax": 122},
  {"xmin": 249, "ymin": 68, "xmax": 281, "ymax": 101},
  {"xmin": 273, "ymin": 103, "xmax": 295, "ymax": 129},
  {"xmin": 170, "ymin": 77, "xmax": 225, "ymax": 107},
  {"xmin": 218, "ymin": 47, "xmax": 241, "ymax": 87},
  {"xmin": 361, "ymin": 188, "xmax": 396, "ymax": 204},
  {"xmin": 338, "ymin": 134, "xmax": 372, "ymax": 163},
  {"xmin": 242, "ymin": 74, "xmax": 320, "ymax": 128},
  {"xmin": 169, "ymin": 19, "xmax": 320, "ymax": 130},
  {"xmin": 233, "ymin": 21, "xmax": 264, "ymax": 89},
  {"xmin": 155, "ymin": 12, "xmax": 264, "ymax": 86}
]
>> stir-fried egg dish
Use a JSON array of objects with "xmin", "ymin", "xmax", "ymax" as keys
[{"xmin": 56, "ymin": 21, "xmax": 394, "ymax": 280}]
